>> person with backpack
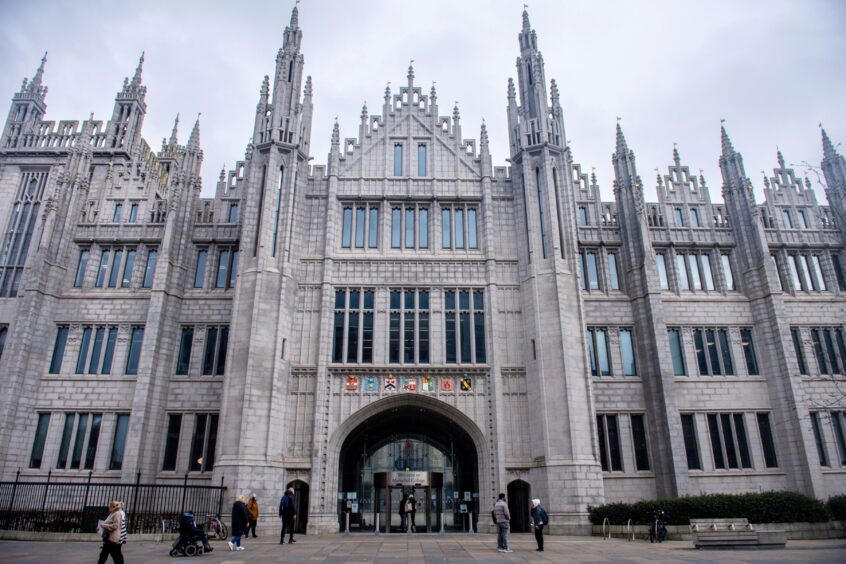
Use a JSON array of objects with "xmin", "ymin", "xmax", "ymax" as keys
[
  {"xmin": 97, "ymin": 500, "xmax": 125, "ymax": 564},
  {"xmin": 530, "ymin": 498, "xmax": 549, "ymax": 551},
  {"xmin": 279, "ymin": 487, "xmax": 297, "ymax": 544}
]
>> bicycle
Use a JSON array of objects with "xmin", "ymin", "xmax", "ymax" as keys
[{"xmin": 203, "ymin": 513, "xmax": 228, "ymax": 540}]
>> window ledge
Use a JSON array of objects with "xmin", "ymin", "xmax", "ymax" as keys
[
  {"xmin": 686, "ymin": 469, "xmax": 785, "ymax": 477},
  {"xmin": 42, "ymin": 374, "xmax": 137, "ymax": 382},
  {"xmin": 601, "ymin": 472, "xmax": 655, "ymax": 479},
  {"xmin": 674, "ymin": 375, "xmax": 767, "ymax": 383},
  {"xmin": 170, "ymin": 376, "xmax": 225, "ymax": 382}
]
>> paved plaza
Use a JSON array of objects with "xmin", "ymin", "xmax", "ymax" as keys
[{"xmin": 1, "ymin": 534, "xmax": 846, "ymax": 563}]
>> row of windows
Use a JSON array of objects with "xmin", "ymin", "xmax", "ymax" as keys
[
  {"xmin": 74, "ymin": 246, "xmax": 157, "ymax": 289},
  {"xmin": 162, "ymin": 413, "xmax": 218, "ymax": 473},
  {"xmin": 579, "ymin": 250, "xmax": 620, "ymax": 291},
  {"xmin": 810, "ymin": 411, "xmax": 846, "ymax": 467},
  {"xmin": 340, "ymin": 203, "xmax": 479, "ymax": 251},
  {"xmin": 332, "ymin": 288, "xmax": 486, "ymax": 365},
  {"xmin": 772, "ymin": 252, "xmax": 846, "ymax": 293},
  {"xmin": 176, "ymin": 325, "xmax": 229, "ymax": 376},
  {"xmin": 792, "ymin": 327, "xmax": 846, "ymax": 376},
  {"xmin": 680, "ymin": 412, "xmax": 778, "ymax": 471},
  {"xmin": 655, "ymin": 251, "xmax": 735, "ymax": 293},
  {"xmin": 29, "ymin": 412, "xmax": 129, "ymax": 471},
  {"xmin": 109, "ymin": 201, "xmax": 140, "ymax": 223},
  {"xmin": 193, "ymin": 246, "xmax": 239, "ymax": 290},
  {"xmin": 50, "ymin": 325, "xmax": 145, "ymax": 375},
  {"xmin": 586, "ymin": 328, "xmax": 636, "ymax": 376},
  {"xmin": 596, "ymin": 413, "xmax": 650, "ymax": 472},
  {"xmin": 0, "ymin": 173, "xmax": 47, "ymax": 297},
  {"xmin": 666, "ymin": 327, "xmax": 758, "ymax": 377}
]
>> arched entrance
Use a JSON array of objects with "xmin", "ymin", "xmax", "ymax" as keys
[
  {"xmin": 335, "ymin": 396, "xmax": 483, "ymax": 533},
  {"xmin": 507, "ymin": 479, "xmax": 531, "ymax": 532},
  {"xmin": 285, "ymin": 479, "xmax": 309, "ymax": 534}
]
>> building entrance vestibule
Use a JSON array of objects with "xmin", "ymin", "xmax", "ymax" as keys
[{"xmin": 337, "ymin": 400, "xmax": 480, "ymax": 533}]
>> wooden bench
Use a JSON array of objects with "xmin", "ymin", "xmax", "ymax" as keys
[{"xmin": 690, "ymin": 518, "xmax": 786, "ymax": 549}]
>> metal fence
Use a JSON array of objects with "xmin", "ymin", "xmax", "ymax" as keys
[{"xmin": 0, "ymin": 471, "xmax": 225, "ymax": 534}]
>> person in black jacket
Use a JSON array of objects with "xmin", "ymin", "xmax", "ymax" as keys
[
  {"xmin": 530, "ymin": 499, "xmax": 549, "ymax": 552},
  {"xmin": 279, "ymin": 487, "xmax": 297, "ymax": 544},
  {"xmin": 228, "ymin": 495, "xmax": 249, "ymax": 551},
  {"xmin": 177, "ymin": 511, "xmax": 213, "ymax": 553}
]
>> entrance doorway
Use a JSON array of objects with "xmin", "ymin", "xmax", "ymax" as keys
[
  {"xmin": 337, "ymin": 399, "xmax": 480, "ymax": 532},
  {"xmin": 507, "ymin": 480, "xmax": 531, "ymax": 532},
  {"xmin": 285, "ymin": 480, "xmax": 309, "ymax": 534}
]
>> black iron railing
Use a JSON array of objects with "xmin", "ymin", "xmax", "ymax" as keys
[{"xmin": 0, "ymin": 471, "xmax": 226, "ymax": 534}]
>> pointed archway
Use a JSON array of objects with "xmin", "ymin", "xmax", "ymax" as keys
[{"xmin": 507, "ymin": 479, "xmax": 531, "ymax": 532}]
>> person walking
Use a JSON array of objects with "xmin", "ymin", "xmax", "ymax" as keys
[
  {"xmin": 246, "ymin": 493, "xmax": 260, "ymax": 538},
  {"xmin": 530, "ymin": 498, "xmax": 549, "ymax": 552},
  {"xmin": 404, "ymin": 494, "xmax": 417, "ymax": 532},
  {"xmin": 279, "ymin": 487, "xmax": 297, "ymax": 544},
  {"xmin": 97, "ymin": 500, "xmax": 125, "ymax": 564},
  {"xmin": 228, "ymin": 495, "xmax": 249, "ymax": 551},
  {"xmin": 493, "ymin": 493, "xmax": 512, "ymax": 553},
  {"xmin": 398, "ymin": 494, "xmax": 407, "ymax": 533}
]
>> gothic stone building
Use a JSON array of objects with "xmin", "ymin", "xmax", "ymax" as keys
[{"xmin": 0, "ymin": 7, "xmax": 844, "ymax": 534}]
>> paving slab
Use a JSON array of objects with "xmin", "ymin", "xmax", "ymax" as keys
[{"xmin": 1, "ymin": 534, "xmax": 845, "ymax": 563}]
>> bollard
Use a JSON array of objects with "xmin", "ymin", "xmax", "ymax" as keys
[
  {"xmin": 439, "ymin": 511, "xmax": 446, "ymax": 536},
  {"xmin": 373, "ymin": 512, "xmax": 381, "ymax": 536},
  {"xmin": 343, "ymin": 511, "xmax": 351, "ymax": 536},
  {"xmin": 467, "ymin": 512, "xmax": 475, "ymax": 535}
]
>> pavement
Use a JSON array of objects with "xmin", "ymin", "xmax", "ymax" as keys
[{"xmin": 1, "ymin": 533, "xmax": 845, "ymax": 563}]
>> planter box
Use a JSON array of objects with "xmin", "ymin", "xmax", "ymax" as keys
[{"xmin": 592, "ymin": 520, "xmax": 846, "ymax": 541}]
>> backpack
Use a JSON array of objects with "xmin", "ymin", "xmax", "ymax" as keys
[{"xmin": 119, "ymin": 510, "xmax": 128, "ymax": 544}]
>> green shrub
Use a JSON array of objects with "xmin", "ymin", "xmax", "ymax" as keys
[
  {"xmin": 588, "ymin": 491, "xmax": 829, "ymax": 526},
  {"xmin": 827, "ymin": 495, "xmax": 846, "ymax": 521}
]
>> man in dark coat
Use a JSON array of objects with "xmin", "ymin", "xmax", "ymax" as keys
[
  {"xmin": 228, "ymin": 495, "xmax": 249, "ymax": 551},
  {"xmin": 178, "ymin": 511, "xmax": 212, "ymax": 552},
  {"xmin": 279, "ymin": 487, "xmax": 297, "ymax": 544}
]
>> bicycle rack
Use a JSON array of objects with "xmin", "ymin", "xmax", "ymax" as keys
[
  {"xmin": 602, "ymin": 517, "xmax": 611, "ymax": 540},
  {"xmin": 626, "ymin": 519, "xmax": 635, "ymax": 542}
]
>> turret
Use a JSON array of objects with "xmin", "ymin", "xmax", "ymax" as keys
[
  {"xmin": 105, "ymin": 52, "xmax": 147, "ymax": 151},
  {"xmin": 2, "ymin": 53, "xmax": 48, "ymax": 148},
  {"xmin": 820, "ymin": 127, "xmax": 846, "ymax": 242}
]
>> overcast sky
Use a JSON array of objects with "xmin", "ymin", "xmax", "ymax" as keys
[{"xmin": 1, "ymin": 0, "xmax": 844, "ymax": 202}]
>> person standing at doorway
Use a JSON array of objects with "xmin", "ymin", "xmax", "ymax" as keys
[
  {"xmin": 405, "ymin": 494, "xmax": 417, "ymax": 532},
  {"xmin": 493, "ymin": 493, "xmax": 512, "ymax": 553},
  {"xmin": 246, "ymin": 493, "xmax": 259, "ymax": 538},
  {"xmin": 398, "ymin": 494, "xmax": 407, "ymax": 533},
  {"xmin": 530, "ymin": 498, "xmax": 549, "ymax": 552},
  {"xmin": 279, "ymin": 487, "xmax": 297, "ymax": 544},
  {"xmin": 228, "ymin": 495, "xmax": 249, "ymax": 551}
]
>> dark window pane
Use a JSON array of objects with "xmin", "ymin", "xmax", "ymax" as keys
[
  {"xmin": 445, "ymin": 312, "xmax": 456, "ymax": 363},
  {"xmin": 403, "ymin": 311, "xmax": 415, "ymax": 363},
  {"xmin": 362, "ymin": 311, "xmax": 374, "ymax": 363},
  {"xmin": 74, "ymin": 249, "xmax": 89, "ymax": 287},
  {"xmin": 88, "ymin": 327, "xmax": 105, "ymax": 374},
  {"xmin": 455, "ymin": 209, "xmax": 465, "ymax": 249},
  {"xmin": 162, "ymin": 414, "xmax": 182, "ymax": 471},
  {"xmin": 176, "ymin": 326, "xmax": 193, "ymax": 375},
  {"xmin": 194, "ymin": 250, "xmax": 207, "ymax": 288},
  {"xmin": 740, "ymin": 329, "xmax": 759, "ymax": 375},
  {"xmin": 143, "ymin": 249, "xmax": 157, "ymax": 288},
  {"xmin": 719, "ymin": 329, "xmax": 734, "ymax": 375},
  {"xmin": 596, "ymin": 415, "xmax": 608, "ymax": 471},
  {"xmin": 125, "ymin": 327, "xmax": 144, "ymax": 375},
  {"xmin": 108, "ymin": 248, "xmax": 122, "ymax": 287},
  {"xmin": 721, "ymin": 413, "xmax": 738, "ymax": 468},
  {"xmin": 681, "ymin": 414, "xmax": 701, "ymax": 470},
  {"xmin": 608, "ymin": 252, "xmax": 619, "ymax": 290},
  {"xmin": 823, "ymin": 329, "xmax": 840, "ymax": 374},
  {"xmin": 467, "ymin": 208, "xmax": 478, "ymax": 249},
  {"xmin": 189, "ymin": 414, "xmax": 207, "ymax": 472},
  {"xmin": 441, "ymin": 209, "xmax": 451, "ymax": 248},
  {"xmin": 355, "ymin": 207, "xmax": 366, "ymax": 248},
  {"xmin": 812, "ymin": 329, "xmax": 828, "ymax": 374},
  {"xmin": 693, "ymin": 329, "xmax": 708, "ymax": 375},
  {"xmin": 215, "ymin": 249, "xmax": 229, "ymax": 288},
  {"xmin": 84, "ymin": 414, "xmax": 102, "ymax": 470},
  {"xmin": 792, "ymin": 328, "xmax": 807, "ymax": 375},
  {"xmin": 459, "ymin": 311, "xmax": 471, "ymax": 363},
  {"xmin": 76, "ymin": 327, "xmax": 92, "ymax": 374},
  {"xmin": 203, "ymin": 327, "xmax": 218, "ymax": 375},
  {"xmin": 347, "ymin": 310, "xmax": 359, "ymax": 363},
  {"xmin": 29, "ymin": 413, "xmax": 51, "ymax": 469},
  {"xmin": 122, "ymin": 250, "xmax": 135, "ymax": 288},
  {"xmin": 706, "ymin": 329, "xmax": 722, "ymax": 375},
  {"xmin": 474, "ymin": 311, "xmax": 486, "ymax": 364},
  {"xmin": 364, "ymin": 289, "xmax": 374, "ymax": 310},
  {"xmin": 332, "ymin": 312, "xmax": 345, "ymax": 363},
  {"xmin": 95, "ymin": 249, "xmax": 110, "ymax": 287},
  {"xmin": 810, "ymin": 412, "xmax": 827, "ymax": 466},
  {"xmin": 368, "ymin": 207, "xmax": 379, "ymax": 248},
  {"xmin": 606, "ymin": 415, "xmax": 622, "ymax": 471},
  {"xmin": 109, "ymin": 414, "xmax": 129, "ymax": 470},
  {"xmin": 390, "ymin": 289, "xmax": 401, "ymax": 309},
  {"xmin": 49, "ymin": 326, "xmax": 69, "ymax": 374},
  {"xmin": 757, "ymin": 413, "xmax": 778, "ymax": 468},
  {"xmin": 419, "ymin": 208, "xmax": 429, "ymax": 249},
  {"xmin": 631, "ymin": 414, "xmax": 650, "ymax": 471},
  {"xmin": 405, "ymin": 208, "xmax": 415, "ymax": 248},
  {"xmin": 586, "ymin": 252, "xmax": 599, "ymax": 290},
  {"xmin": 57, "ymin": 413, "xmax": 74, "ymax": 469},
  {"xmin": 205, "ymin": 415, "xmax": 218, "ymax": 471},
  {"xmin": 419, "ymin": 312, "xmax": 429, "ymax": 364},
  {"xmin": 349, "ymin": 289, "xmax": 360, "ymax": 309},
  {"xmin": 389, "ymin": 312, "xmax": 401, "ymax": 364},
  {"xmin": 707, "ymin": 414, "xmax": 725, "ymax": 469},
  {"xmin": 620, "ymin": 329, "xmax": 636, "ymax": 376},
  {"xmin": 832, "ymin": 254, "xmax": 846, "ymax": 291},
  {"xmin": 335, "ymin": 289, "xmax": 346, "ymax": 309},
  {"xmin": 596, "ymin": 329, "xmax": 610, "ymax": 376},
  {"xmin": 833, "ymin": 413, "xmax": 846, "ymax": 465},
  {"xmin": 733, "ymin": 413, "xmax": 751, "ymax": 468},
  {"xmin": 101, "ymin": 327, "xmax": 118, "ymax": 375},
  {"xmin": 70, "ymin": 413, "xmax": 89, "ymax": 469},
  {"xmin": 587, "ymin": 329, "xmax": 597, "ymax": 376},
  {"xmin": 391, "ymin": 208, "xmax": 401, "ymax": 248},
  {"xmin": 215, "ymin": 326, "xmax": 228, "ymax": 375}
]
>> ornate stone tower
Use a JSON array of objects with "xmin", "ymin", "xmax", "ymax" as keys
[
  {"xmin": 506, "ymin": 9, "xmax": 603, "ymax": 531},
  {"xmin": 215, "ymin": 4, "xmax": 313, "ymax": 498}
]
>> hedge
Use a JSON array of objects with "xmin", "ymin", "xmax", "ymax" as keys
[
  {"xmin": 828, "ymin": 495, "xmax": 846, "ymax": 521},
  {"xmin": 588, "ymin": 491, "xmax": 830, "ymax": 526}
]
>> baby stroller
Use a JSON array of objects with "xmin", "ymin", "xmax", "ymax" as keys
[{"xmin": 169, "ymin": 512, "xmax": 210, "ymax": 557}]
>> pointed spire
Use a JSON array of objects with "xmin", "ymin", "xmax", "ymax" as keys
[
  {"xmin": 720, "ymin": 121, "xmax": 735, "ymax": 156},
  {"xmin": 507, "ymin": 77, "xmax": 516, "ymax": 101},
  {"xmin": 480, "ymin": 120, "xmax": 489, "ymax": 151},
  {"xmin": 776, "ymin": 147, "xmax": 785, "ymax": 168},
  {"xmin": 699, "ymin": 169, "xmax": 707, "ymax": 189},
  {"xmin": 407, "ymin": 60, "xmax": 415, "ymax": 85},
  {"xmin": 290, "ymin": 2, "xmax": 299, "ymax": 29},
  {"xmin": 260, "ymin": 75, "xmax": 270, "ymax": 100},
  {"xmin": 131, "ymin": 51, "xmax": 144, "ymax": 88},
  {"xmin": 384, "ymin": 83, "xmax": 391, "ymax": 104},
  {"xmin": 550, "ymin": 79, "xmax": 560, "ymax": 106},
  {"xmin": 303, "ymin": 75, "xmax": 313, "ymax": 97},
  {"xmin": 219, "ymin": 163, "xmax": 226, "ymax": 182},
  {"xmin": 821, "ymin": 126, "xmax": 837, "ymax": 161},
  {"xmin": 360, "ymin": 101, "xmax": 368, "ymax": 122},
  {"xmin": 656, "ymin": 169, "xmax": 663, "ymax": 188},
  {"xmin": 522, "ymin": 7, "xmax": 531, "ymax": 33},
  {"xmin": 430, "ymin": 81, "xmax": 437, "ymax": 103},
  {"xmin": 762, "ymin": 173, "xmax": 770, "ymax": 189},
  {"xmin": 672, "ymin": 144, "xmax": 680, "ymax": 166},
  {"xmin": 29, "ymin": 51, "xmax": 47, "ymax": 91},
  {"xmin": 615, "ymin": 120, "xmax": 628, "ymax": 155},
  {"xmin": 187, "ymin": 113, "xmax": 201, "ymax": 149},
  {"xmin": 169, "ymin": 113, "xmax": 179, "ymax": 146},
  {"xmin": 452, "ymin": 102, "xmax": 460, "ymax": 123},
  {"xmin": 331, "ymin": 117, "xmax": 340, "ymax": 149}
]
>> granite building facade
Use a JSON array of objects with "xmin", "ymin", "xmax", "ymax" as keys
[{"xmin": 0, "ymin": 7, "xmax": 844, "ymax": 534}]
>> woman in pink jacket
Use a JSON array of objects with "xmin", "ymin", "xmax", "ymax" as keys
[{"xmin": 98, "ymin": 500, "xmax": 125, "ymax": 564}]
